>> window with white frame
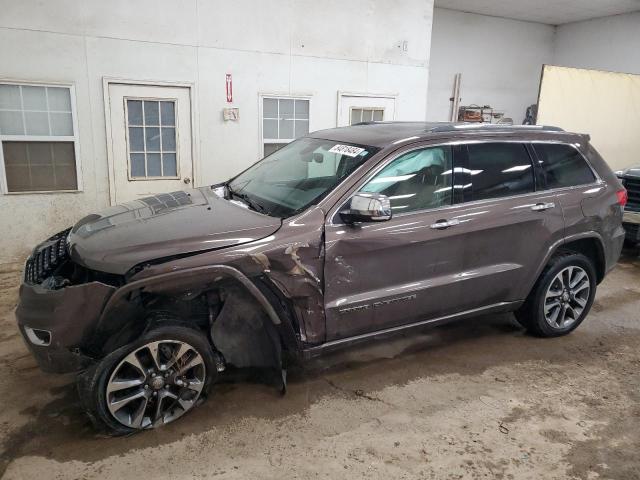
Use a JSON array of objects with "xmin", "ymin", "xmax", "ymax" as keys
[
  {"xmin": 0, "ymin": 83, "xmax": 79, "ymax": 193},
  {"xmin": 262, "ymin": 96, "xmax": 309, "ymax": 157},
  {"xmin": 125, "ymin": 99, "xmax": 178, "ymax": 179}
]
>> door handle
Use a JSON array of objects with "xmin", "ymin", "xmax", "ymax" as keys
[
  {"xmin": 430, "ymin": 218, "xmax": 460, "ymax": 230},
  {"xmin": 531, "ymin": 202, "xmax": 555, "ymax": 211},
  {"xmin": 183, "ymin": 177, "xmax": 191, "ymax": 184}
]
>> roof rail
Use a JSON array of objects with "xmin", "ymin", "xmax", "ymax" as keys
[{"xmin": 429, "ymin": 123, "xmax": 564, "ymax": 133}]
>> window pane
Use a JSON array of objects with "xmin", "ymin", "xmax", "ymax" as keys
[
  {"xmin": 350, "ymin": 109, "xmax": 362, "ymax": 125},
  {"xmin": 0, "ymin": 84, "xmax": 21, "ymax": 109},
  {"xmin": 279, "ymin": 118, "xmax": 294, "ymax": 139},
  {"xmin": 361, "ymin": 146, "xmax": 453, "ymax": 212},
  {"xmin": 162, "ymin": 153, "xmax": 177, "ymax": 176},
  {"xmin": 534, "ymin": 143, "xmax": 595, "ymax": 188},
  {"xmin": 263, "ymin": 119, "xmax": 278, "ymax": 139},
  {"xmin": 147, "ymin": 153, "xmax": 162, "ymax": 176},
  {"xmin": 52, "ymin": 142, "xmax": 75, "ymax": 165},
  {"xmin": 21, "ymin": 86, "xmax": 47, "ymax": 111},
  {"xmin": 127, "ymin": 100, "xmax": 143, "ymax": 126},
  {"xmin": 0, "ymin": 110, "xmax": 24, "ymax": 135},
  {"xmin": 467, "ymin": 143, "xmax": 534, "ymax": 201},
  {"xmin": 144, "ymin": 101, "xmax": 159, "ymax": 125},
  {"xmin": 160, "ymin": 101, "xmax": 175, "ymax": 126},
  {"xmin": 263, "ymin": 143, "xmax": 283, "ymax": 157},
  {"xmin": 263, "ymin": 98, "xmax": 278, "ymax": 118},
  {"xmin": 130, "ymin": 153, "xmax": 145, "ymax": 177},
  {"xmin": 3, "ymin": 141, "xmax": 77, "ymax": 192},
  {"xmin": 47, "ymin": 87, "xmax": 71, "ymax": 111},
  {"xmin": 50, "ymin": 112, "xmax": 73, "ymax": 136},
  {"xmin": 363, "ymin": 109, "xmax": 374, "ymax": 122},
  {"xmin": 24, "ymin": 111, "xmax": 50, "ymax": 135},
  {"xmin": 279, "ymin": 99, "xmax": 294, "ymax": 120},
  {"xmin": 129, "ymin": 127, "xmax": 144, "ymax": 151},
  {"xmin": 161, "ymin": 127, "xmax": 176, "ymax": 151},
  {"xmin": 145, "ymin": 127, "xmax": 160, "ymax": 151},
  {"xmin": 294, "ymin": 120, "xmax": 309, "ymax": 138},
  {"xmin": 373, "ymin": 109, "xmax": 383, "ymax": 121},
  {"xmin": 27, "ymin": 142, "xmax": 52, "ymax": 165},
  {"xmin": 30, "ymin": 165, "xmax": 57, "ymax": 190},
  {"xmin": 2, "ymin": 142, "xmax": 27, "ymax": 166},
  {"xmin": 294, "ymin": 100, "xmax": 309, "ymax": 119}
]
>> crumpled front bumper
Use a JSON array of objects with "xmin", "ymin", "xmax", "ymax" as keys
[{"xmin": 15, "ymin": 280, "xmax": 116, "ymax": 373}]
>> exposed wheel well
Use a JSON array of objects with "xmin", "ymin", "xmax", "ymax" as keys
[{"xmin": 560, "ymin": 237, "xmax": 605, "ymax": 283}]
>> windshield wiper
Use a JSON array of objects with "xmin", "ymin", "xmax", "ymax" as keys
[{"xmin": 225, "ymin": 184, "xmax": 268, "ymax": 215}]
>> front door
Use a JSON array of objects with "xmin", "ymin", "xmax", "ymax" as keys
[
  {"xmin": 107, "ymin": 83, "xmax": 193, "ymax": 204},
  {"xmin": 324, "ymin": 144, "xmax": 468, "ymax": 340},
  {"xmin": 338, "ymin": 93, "xmax": 396, "ymax": 126}
]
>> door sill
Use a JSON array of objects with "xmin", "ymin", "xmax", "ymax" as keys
[{"xmin": 302, "ymin": 301, "xmax": 520, "ymax": 359}]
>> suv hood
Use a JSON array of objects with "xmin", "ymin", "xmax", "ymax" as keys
[{"xmin": 68, "ymin": 188, "xmax": 281, "ymax": 275}]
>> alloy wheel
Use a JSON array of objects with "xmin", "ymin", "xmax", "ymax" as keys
[
  {"xmin": 105, "ymin": 340, "xmax": 206, "ymax": 429},
  {"xmin": 543, "ymin": 266, "xmax": 591, "ymax": 330}
]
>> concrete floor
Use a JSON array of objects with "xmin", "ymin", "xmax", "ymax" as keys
[{"xmin": 0, "ymin": 252, "xmax": 639, "ymax": 480}]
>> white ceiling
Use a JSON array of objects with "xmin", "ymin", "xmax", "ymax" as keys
[{"xmin": 434, "ymin": 0, "xmax": 640, "ymax": 25}]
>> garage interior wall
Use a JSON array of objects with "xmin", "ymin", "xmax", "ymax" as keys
[
  {"xmin": 426, "ymin": 8, "xmax": 555, "ymax": 124},
  {"xmin": 427, "ymin": 9, "xmax": 640, "ymax": 124},
  {"xmin": 0, "ymin": 0, "xmax": 434, "ymax": 263},
  {"xmin": 553, "ymin": 12, "xmax": 640, "ymax": 75}
]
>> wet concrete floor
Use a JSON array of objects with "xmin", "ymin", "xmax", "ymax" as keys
[{"xmin": 0, "ymin": 251, "xmax": 639, "ymax": 479}]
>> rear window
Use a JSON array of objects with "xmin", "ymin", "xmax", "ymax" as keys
[
  {"xmin": 466, "ymin": 143, "xmax": 534, "ymax": 201},
  {"xmin": 533, "ymin": 143, "xmax": 596, "ymax": 189}
]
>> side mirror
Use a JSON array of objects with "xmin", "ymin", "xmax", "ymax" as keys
[{"xmin": 340, "ymin": 192, "xmax": 392, "ymax": 224}]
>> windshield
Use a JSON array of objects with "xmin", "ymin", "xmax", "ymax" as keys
[{"xmin": 228, "ymin": 137, "xmax": 379, "ymax": 217}]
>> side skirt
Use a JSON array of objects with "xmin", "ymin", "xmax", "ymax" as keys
[{"xmin": 302, "ymin": 301, "xmax": 522, "ymax": 360}]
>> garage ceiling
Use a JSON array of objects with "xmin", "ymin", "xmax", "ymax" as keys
[{"xmin": 434, "ymin": 0, "xmax": 640, "ymax": 25}]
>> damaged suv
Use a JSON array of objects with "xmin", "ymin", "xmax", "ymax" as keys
[{"xmin": 16, "ymin": 122, "xmax": 625, "ymax": 434}]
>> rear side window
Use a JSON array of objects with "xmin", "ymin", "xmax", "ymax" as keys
[
  {"xmin": 466, "ymin": 143, "xmax": 534, "ymax": 201},
  {"xmin": 533, "ymin": 143, "xmax": 596, "ymax": 188}
]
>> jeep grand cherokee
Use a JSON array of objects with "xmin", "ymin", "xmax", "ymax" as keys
[{"xmin": 16, "ymin": 122, "xmax": 626, "ymax": 434}]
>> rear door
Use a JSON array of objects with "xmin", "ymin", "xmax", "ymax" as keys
[{"xmin": 445, "ymin": 141, "xmax": 565, "ymax": 311}]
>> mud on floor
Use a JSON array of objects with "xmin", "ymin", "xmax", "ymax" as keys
[{"xmin": 0, "ymin": 254, "xmax": 639, "ymax": 479}]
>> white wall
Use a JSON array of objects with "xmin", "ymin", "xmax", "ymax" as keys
[
  {"xmin": 553, "ymin": 12, "xmax": 640, "ymax": 75},
  {"xmin": 0, "ymin": 0, "xmax": 434, "ymax": 263},
  {"xmin": 427, "ymin": 8, "xmax": 555, "ymax": 123}
]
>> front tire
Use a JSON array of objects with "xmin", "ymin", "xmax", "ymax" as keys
[
  {"xmin": 78, "ymin": 324, "xmax": 216, "ymax": 435},
  {"xmin": 516, "ymin": 252, "xmax": 596, "ymax": 337}
]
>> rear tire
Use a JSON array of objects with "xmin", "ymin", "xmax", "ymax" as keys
[
  {"xmin": 78, "ymin": 324, "xmax": 216, "ymax": 435},
  {"xmin": 515, "ymin": 252, "xmax": 596, "ymax": 337}
]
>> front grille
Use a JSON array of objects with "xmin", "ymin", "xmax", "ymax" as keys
[
  {"xmin": 24, "ymin": 228, "xmax": 71, "ymax": 284},
  {"xmin": 622, "ymin": 177, "xmax": 640, "ymax": 212},
  {"xmin": 624, "ymin": 222, "xmax": 640, "ymax": 242}
]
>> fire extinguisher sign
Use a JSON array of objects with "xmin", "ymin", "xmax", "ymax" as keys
[{"xmin": 225, "ymin": 74, "xmax": 233, "ymax": 103}]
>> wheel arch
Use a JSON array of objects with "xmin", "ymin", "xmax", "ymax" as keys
[
  {"xmin": 89, "ymin": 265, "xmax": 301, "ymax": 369},
  {"xmin": 521, "ymin": 232, "xmax": 606, "ymax": 303}
]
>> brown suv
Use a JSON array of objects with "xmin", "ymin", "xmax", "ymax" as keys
[{"xmin": 16, "ymin": 122, "xmax": 626, "ymax": 434}]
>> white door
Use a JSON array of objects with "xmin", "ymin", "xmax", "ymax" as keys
[
  {"xmin": 338, "ymin": 94, "xmax": 396, "ymax": 126},
  {"xmin": 107, "ymin": 83, "xmax": 193, "ymax": 204}
]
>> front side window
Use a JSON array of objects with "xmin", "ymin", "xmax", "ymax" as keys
[
  {"xmin": 262, "ymin": 97, "xmax": 309, "ymax": 157},
  {"xmin": 229, "ymin": 137, "xmax": 378, "ymax": 217},
  {"xmin": 533, "ymin": 143, "xmax": 595, "ymax": 189},
  {"xmin": 465, "ymin": 143, "xmax": 534, "ymax": 201},
  {"xmin": 0, "ymin": 83, "xmax": 79, "ymax": 192},
  {"xmin": 361, "ymin": 146, "xmax": 453, "ymax": 213}
]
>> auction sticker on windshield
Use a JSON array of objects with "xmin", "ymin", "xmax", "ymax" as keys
[{"xmin": 328, "ymin": 144, "xmax": 366, "ymax": 157}]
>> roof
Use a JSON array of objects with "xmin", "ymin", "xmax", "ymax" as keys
[{"xmin": 309, "ymin": 122, "xmax": 574, "ymax": 148}]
